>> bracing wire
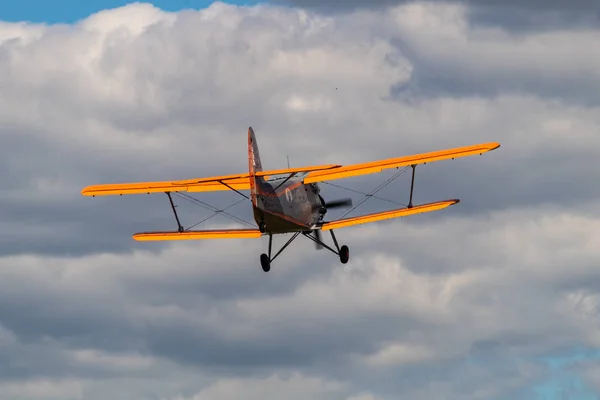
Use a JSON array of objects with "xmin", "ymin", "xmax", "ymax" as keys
[
  {"xmin": 322, "ymin": 181, "xmax": 408, "ymax": 207},
  {"xmin": 185, "ymin": 198, "xmax": 252, "ymax": 230},
  {"xmin": 173, "ymin": 193, "xmax": 255, "ymax": 229},
  {"xmin": 337, "ymin": 166, "xmax": 410, "ymax": 219}
]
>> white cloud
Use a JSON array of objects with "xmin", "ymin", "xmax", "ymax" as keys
[
  {"xmin": 170, "ymin": 373, "xmax": 347, "ymax": 400},
  {"xmin": 0, "ymin": 379, "xmax": 84, "ymax": 400},
  {"xmin": 0, "ymin": 1, "xmax": 599, "ymax": 399},
  {"xmin": 70, "ymin": 349, "xmax": 156, "ymax": 370},
  {"xmin": 364, "ymin": 342, "xmax": 435, "ymax": 366},
  {"xmin": 285, "ymin": 93, "xmax": 333, "ymax": 112}
]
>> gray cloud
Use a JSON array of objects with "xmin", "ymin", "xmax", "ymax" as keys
[
  {"xmin": 0, "ymin": 1, "xmax": 599, "ymax": 399},
  {"xmin": 272, "ymin": 0, "xmax": 600, "ymax": 13},
  {"xmin": 271, "ymin": 0, "xmax": 600, "ymax": 35}
]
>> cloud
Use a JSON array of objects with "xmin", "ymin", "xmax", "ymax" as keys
[
  {"xmin": 0, "ymin": 1, "xmax": 599, "ymax": 399},
  {"xmin": 273, "ymin": 0, "xmax": 600, "ymax": 13},
  {"xmin": 168, "ymin": 373, "xmax": 349, "ymax": 400},
  {"xmin": 2, "ymin": 206, "xmax": 600, "ymax": 398},
  {"xmin": 272, "ymin": 0, "xmax": 600, "ymax": 35}
]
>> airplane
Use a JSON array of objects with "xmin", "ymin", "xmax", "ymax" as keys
[{"xmin": 81, "ymin": 127, "xmax": 500, "ymax": 272}]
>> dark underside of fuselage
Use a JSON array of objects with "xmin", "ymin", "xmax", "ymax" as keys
[
  {"xmin": 252, "ymin": 178, "xmax": 321, "ymax": 234},
  {"xmin": 253, "ymin": 204, "xmax": 310, "ymax": 234}
]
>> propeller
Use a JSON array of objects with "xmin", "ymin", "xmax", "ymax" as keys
[
  {"xmin": 311, "ymin": 195, "xmax": 353, "ymax": 250},
  {"xmin": 312, "ymin": 195, "xmax": 353, "ymax": 215},
  {"xmin": 313, "ymin": 228, "xmax": 324, "ymax": 250},
  {"xmin": 321, "ymin": 198, "xmax": 353, "ymax": 209}
]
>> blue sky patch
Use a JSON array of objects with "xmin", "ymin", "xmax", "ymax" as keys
[
  {"xmin": 0, "ymin": 0, "xmax": 262, "ymax": 24},
  {"xmin": 519, "ymin": 347, "xmax": 600, "ymax": 400}
]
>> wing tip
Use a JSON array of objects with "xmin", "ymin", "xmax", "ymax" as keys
[
  {"xmin": 426, "ymin": 198, "xmax": 459, "ymax": 208},
  {"xmin": 414, "ymin": 199, "xmax": 459, "ymax": 208},
  {"xmin": 484, "ymin": 142, "xmax": 501, "ymax": 152},
  {"xmin": 81, "ymin": 186, "xmax": 95, "ymax": 196}
]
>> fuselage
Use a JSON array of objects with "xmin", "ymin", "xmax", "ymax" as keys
[
  {"xmin": 247, "ymin": 127, "xmax": 325, "ymax": 234},
  {"xmin": 252, "ymin": 176, "xmax": 324, "ymax": 234}
]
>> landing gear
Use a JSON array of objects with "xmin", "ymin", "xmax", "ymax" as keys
[
  {"xmin": 323, "ymin": 230, "xmax": 350, "ymax": 265},
  {"xmin": 258, "ymin": 220, "xmax": 266, "ymax": 233},
  {"xmin": 259, "ymin": 232, "xmax": 301, "ymax": 272},
  {"xmin": 260, "ymin": 253, "xmax": 270, "ymax": 272},
  {"xmin": 258, "ymin": 229, "xmax": 349, "ymax": 272},
  {"xmin": 339, "ymin": 245, "xmax": 349, "ymax": 264}
]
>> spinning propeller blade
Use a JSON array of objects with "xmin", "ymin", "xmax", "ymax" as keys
[
  {"xmin": 312, "ymin": 195, "xmax": 353, "ymax": 214},
  {"xmin": 322, "ymin": 198, "xmax": 353, "ymax": 209},
  {"xmin": 312, "ymin": 195, "xmax": 352, "ymax": 250},
  {"xmin": 313, "ymin": 229, "xmax": 323, "ymax": 250}
]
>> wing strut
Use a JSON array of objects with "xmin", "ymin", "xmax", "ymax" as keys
[
  {"xmin": 408, "ymin": 164, "xmax": 416, "ymax": 208},
  {"xmin": 166, "ymin": 192, "xmax": 184, "ymax": 232}
]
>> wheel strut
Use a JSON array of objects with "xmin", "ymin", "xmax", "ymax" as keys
[
  {"xmin": 303, "ymin": 229, "xmax": 349, "ymax": 264},
  {"xmin": 260, "ymin": 232, "xmax": 301, "ymax": 272},
  {"xmin": 303, "ymin": 230, "xmax": 339, "ymax": 255}
]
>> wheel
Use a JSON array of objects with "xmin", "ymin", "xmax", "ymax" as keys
[
  {"xmin": 339, "ymin": 245, "xmax": 349, "ymax": 264},
  {"xmin": 260, "ymin": 253, "xmax": 271, "ymax": 272},
  {"xmin": 258, "ymin": 221, "xmax": 266, "ymax": 233}
]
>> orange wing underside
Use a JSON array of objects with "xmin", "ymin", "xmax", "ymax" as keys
[
  {"xmin": 130, "ymin": 200, "xmax": 458, "ymax": 241},
  {"xmin": 320, "ymin": 199, "xmax": 459, "ymax": 230},
  {"xmin": 133, "ymin": 229, "xmax": 263, "ymax": 241},
  {"xmin": 303, "ymin": 142, "xmax": 500, "ymax": 183}
]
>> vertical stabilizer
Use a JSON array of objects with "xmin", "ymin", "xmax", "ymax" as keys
[
  {"xmin": 248, "ymin": 127, "xmax": 263, "ymax": 174},
  {"xmin": 248, "ymin": 127, "xmax": 263, "ymax": 206}
]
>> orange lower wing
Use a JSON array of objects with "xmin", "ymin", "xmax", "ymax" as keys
[
  {"xmin": 132, "ymin": 229, "xmax": 263, "ymax": 241},
  {"xmin": 320, "ymin": 199, "xmax": 459, "ymax": 230}
]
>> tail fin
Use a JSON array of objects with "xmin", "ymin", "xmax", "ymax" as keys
[
  {"xmin": 248, "ymin": 126, "xmax": 263, "ymax": 174},
  {"xmin": 248, "ymin": 127, "xmax": 263, "ymax": 206}
]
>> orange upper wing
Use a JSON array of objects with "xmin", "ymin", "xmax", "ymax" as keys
[
  {"xmin": 320, "ymin": 199, "xmax": 459, "ymax": 230},
  {"xmin": 81, "ymin": 164, "xmax": 341, "ymax": 197},
  {"xmin": 81, "ymin": 173, "xmax": 252, "ymax": 196},
  {"xmin": 303, "ymin": 142, "xmax": 500, "ymax": 184}
]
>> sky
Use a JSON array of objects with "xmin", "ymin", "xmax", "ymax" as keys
[
  {"xmin": 0, "ymin": 0, "xmax": 261, "ymax": 24},
  {"xmin": 0, "ymin": 1, "xmax": 600, "ymax": 400}
]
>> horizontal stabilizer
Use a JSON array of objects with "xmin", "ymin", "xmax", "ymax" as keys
[
  {"xmin": 320, "ymin": 199, "xmax": 459, "ymax": 230},
  {"xmin": 132, "ymin": 228, "xmax": 263, "ymax": 241},
  {"xmin": 303, "ymin": 142, "xmax": 500, "ymax": 184}
]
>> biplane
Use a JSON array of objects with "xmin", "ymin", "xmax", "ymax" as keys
[{"xmin": 81, "ymin": 127, "xmax": 500, "ymax": 272}]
